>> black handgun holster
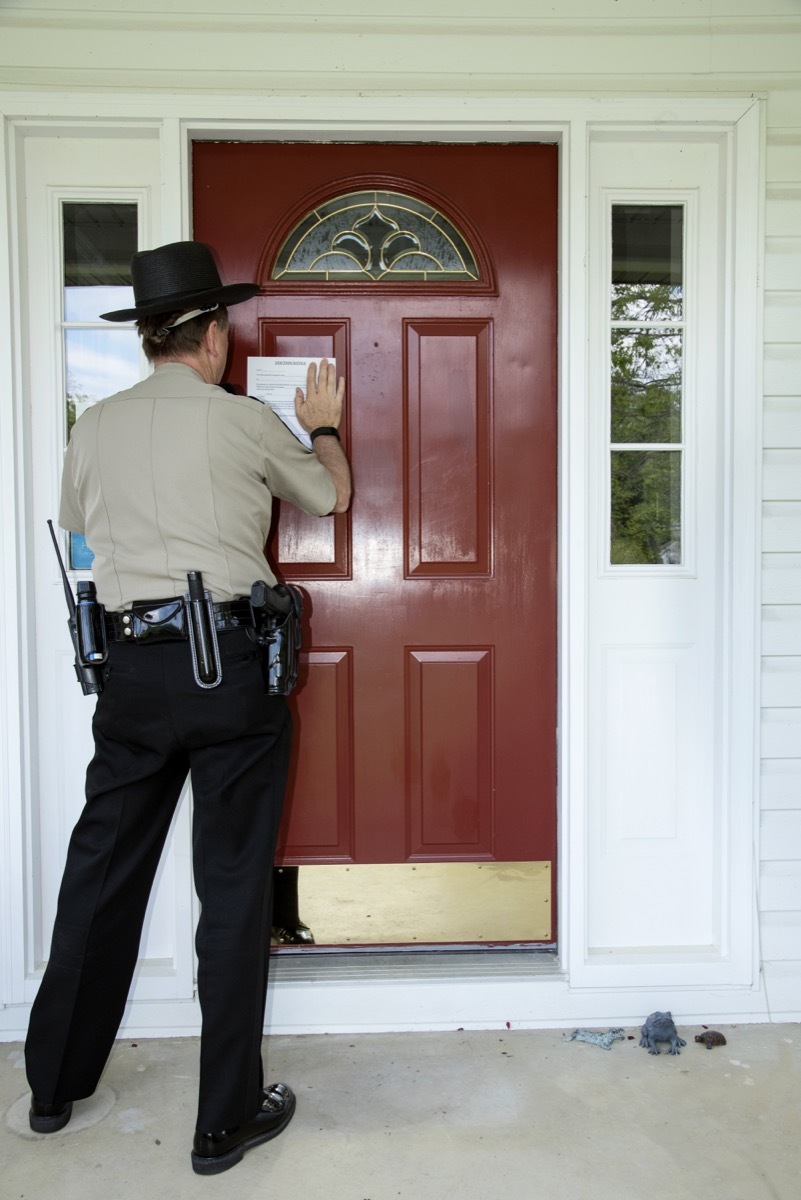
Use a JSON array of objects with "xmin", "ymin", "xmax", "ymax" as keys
[{"xmin": 248, "ymin": 581, "xmax": 304, "ymax": 696}]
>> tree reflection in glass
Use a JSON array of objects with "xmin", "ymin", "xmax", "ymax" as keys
[
  {"xmin": 609, "ymin": 205, "xmax": 684, "ymax": 566},
  {"xmin": 611, "ymin": 327, "xmax": 682, "ymax": 445},
  {"xmin": 611, "ymin": 450, "xmax": 681, "ymax": 565}
]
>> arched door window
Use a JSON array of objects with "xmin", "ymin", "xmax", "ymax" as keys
[{"xmin": 272, "ymin": 189, "xmax": 480, "ymax": 282}]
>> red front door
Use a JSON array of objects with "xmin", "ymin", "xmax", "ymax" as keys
[{"xmin": 193, "ymin": 142, "xmax": 557, "ymax": 874}]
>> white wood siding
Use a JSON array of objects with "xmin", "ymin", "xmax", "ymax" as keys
[{"xmin": 762, "ymin": 96, "xmax": 801, "ymax": 1013}]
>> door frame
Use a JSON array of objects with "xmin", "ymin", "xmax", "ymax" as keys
[
  {"xmin": 183, "ymin": 120, "xmax": 571, "ymax": 967},
  {"xmin": 0, "ymin": 92, "xmax": 763, "ymax": 1034}
]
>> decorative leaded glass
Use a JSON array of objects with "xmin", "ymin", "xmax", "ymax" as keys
[{"xmin": 272, "ymin": 190, "xmax": 480, "ymax": 282}]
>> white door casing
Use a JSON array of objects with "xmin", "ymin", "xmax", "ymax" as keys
[{"xmin": 20, "ymin": 132, "xmax": 196, "ymax": 1006}]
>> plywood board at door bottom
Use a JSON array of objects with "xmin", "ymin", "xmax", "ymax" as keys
[{"xmin": 279, "ymin": 861, "xmax": 552, "ymax": 946}]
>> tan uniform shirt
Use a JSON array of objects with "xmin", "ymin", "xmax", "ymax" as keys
[{"xmin": 59, "ymin": 362, "xmax": 336, "ymax": 610}]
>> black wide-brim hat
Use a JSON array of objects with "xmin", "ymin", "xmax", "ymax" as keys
[{"xmin": 100, "ymin": 240, "xmax": 260, "ymax": 322}]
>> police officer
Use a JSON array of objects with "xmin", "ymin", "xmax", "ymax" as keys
[{"xmin": 24, "ymin": 241, "xmax": 351, "ymax": 1175}]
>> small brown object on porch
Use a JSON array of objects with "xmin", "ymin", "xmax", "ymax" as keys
[{"xmin": 694, "ymin": 1030, "xmax": 727, "ymax": 1049}]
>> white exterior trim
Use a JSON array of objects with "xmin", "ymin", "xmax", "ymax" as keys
[
  {"xmin": 574, "ymin": 118, "xmax": 763, "ymax": 990},
  {"xmin": 0, "ymin": 90, "xmax": 775, "ymax": 1038}
]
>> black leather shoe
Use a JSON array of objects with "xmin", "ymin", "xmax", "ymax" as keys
[
  {"xmin": 191, "ymin": 1082, "xmax": 296, "ymax": 1175},
  {"xmin": 272, "ymin": 923, "xmax": 316, "ymax": 945},
  {"xmin": 29, "ymin": 1097, "xmax": 73, "ymax": 1134}
]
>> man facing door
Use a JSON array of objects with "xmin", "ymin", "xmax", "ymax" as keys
[{"xmin": 24, "ymin": 240, "xmax": 351, "ymax": 1174}]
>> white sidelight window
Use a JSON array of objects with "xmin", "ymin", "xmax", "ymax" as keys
[
  {"xmin": 609, "ymin": 202, "xmax": 684, "ymax": 568},
  {"xmin": 576, "ymin": 128, "xmax": 759, "ymax": 989},
  {"xmin": 20, "ymin": 134, "xmax": 195, "ymax": 1007}
]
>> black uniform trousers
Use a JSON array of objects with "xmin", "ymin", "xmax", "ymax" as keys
[{"xmin": 25, "ymin": 628, "xmax": 291, "ymax": 1133}]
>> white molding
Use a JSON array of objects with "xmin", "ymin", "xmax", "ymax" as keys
[
  {"xmin": 0, "ymin": 117, "xmax": 36, "ymax": 1008},
  {"xmin": 0, "ymin": 8, "xmax": 795, "ymax": 103},
  {"xmin": 728, "ymin": 99, "xmax": 766, "ymax": 986},
  {"xmin": 562, "ymin": 117, "xmax": 590, "ymax": 988},
  {"xmin": 1, "ymin": 960, "xmax": 794, "ymax": 1041},
  {"xmin": 0, "ymin": 116, "xmax": 23, "ymax": 1005},
  {"xmin": 0, "ymin": 90, "xmax": 759, "ymax": 129},
  {"xmin": 159, "ymin": 117, "xmax": 189, "ymax": 246}
]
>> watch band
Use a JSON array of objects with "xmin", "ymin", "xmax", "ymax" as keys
[{"xmin": 309, "ymin": 426, "xmax": 340, "ymax": 442}]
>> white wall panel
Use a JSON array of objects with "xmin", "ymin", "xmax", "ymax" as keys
[
  {"xmin": 761, "ymin": 962, "xmax": 801, "ymax": 1019},
  {"xmin": 765, "ymin": 187, "xmax": 801, "ymax": 238},
  {"xmin": 767, "ymin": 87, "xmax": 801, "ymax": 127},
  {"xmin": 760, "ymin": 861, "xmax": 801, "ymax": 910},
  {"xmin": 760, "ymin": 911, "xmax": 801, "ymax": 960},
  {"xmin": 590, "ymin": 642, "xmax": 716, "ymax": 949},
  {"xmin": 764, "ymin": 292, "xmax": 801, "ymax": 343},
  {"xmin": 601, "ymin": 650, "xmax": 687, "ymax": 844},
  {"xmin": 764, "ymin": 344, "xmax": 801, "ymax": 397},
  {"xmin": 763, "ymin": 398, "xmax": 801, "ymax": 448},
  {"xmin": 763, "ymin": 450, "xmax": 801, "ymax": 500},
  {"xmin": 761, "ymin": 707, "xmax": 801, "ymax": 759},
  {"xmin": 762, "ymin": 655, "xmax": 801, "ymax": 706},
  {"xmin": 762, "ymin": 606, "xmax": 801, "ymax": 655},
  {"xmin": 763, "ymin": 502, "xmax": 801, "ymax": 552},
  {"xmin": 762, "ymin": 555, "xmax": 801, "ymax": 604},
  {"xmin": 762, "ymin": 85, "xmax": 801, "ymax": 1005},
  {"xmin": 765, "ymin": 136, "xmax": 801, "ymax": 182},
  {"xmin": 761, "ymin": 811, "xmax": 801, "ymax": 860},
  {"xmin": 761, "ymin": 758, "xmax": 801, "ymax": 809}
]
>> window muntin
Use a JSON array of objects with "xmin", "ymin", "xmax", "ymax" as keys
[
  {"xmin": 62, "ymin": 201, "xmax": 139, "ymax": 567},
  {"xmin": 609, "ymin": 203, "xmax": 684, "ymax": 566},
  {"xmin": 272, "ymin": 189, "xmax": 480, "ymax": 282}
]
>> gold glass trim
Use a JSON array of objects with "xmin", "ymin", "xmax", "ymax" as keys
[{"xmin": 272, "ymin": 190, "xmax": 480, "ymax": 283}]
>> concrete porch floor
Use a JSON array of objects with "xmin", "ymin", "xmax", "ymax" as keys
[{"xmin": 2, "ymin": 1024, "xmax": 800, "ymax": 1200}]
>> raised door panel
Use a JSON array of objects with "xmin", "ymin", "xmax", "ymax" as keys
[
  {"xmin": 258, "ymin": 319, "xmax": 351, "ymax": 578},
  {"xmin": 404, "ymin": 320, "xmax": 492, "ymax": 577}
]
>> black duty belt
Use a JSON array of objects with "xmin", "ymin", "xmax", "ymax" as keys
[{"xmin": 105, "ymin": 597, "xmax": 254, "ymax": 644}]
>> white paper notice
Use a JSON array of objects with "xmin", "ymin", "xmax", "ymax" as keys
[{"xmin": 247, "ymin": 356, "xmax": 331, "ymax": 449}]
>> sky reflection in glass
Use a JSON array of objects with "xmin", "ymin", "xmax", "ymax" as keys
[{"xmin": 64, "ymin": 285, "xmax": 134, "ymax": 323}]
